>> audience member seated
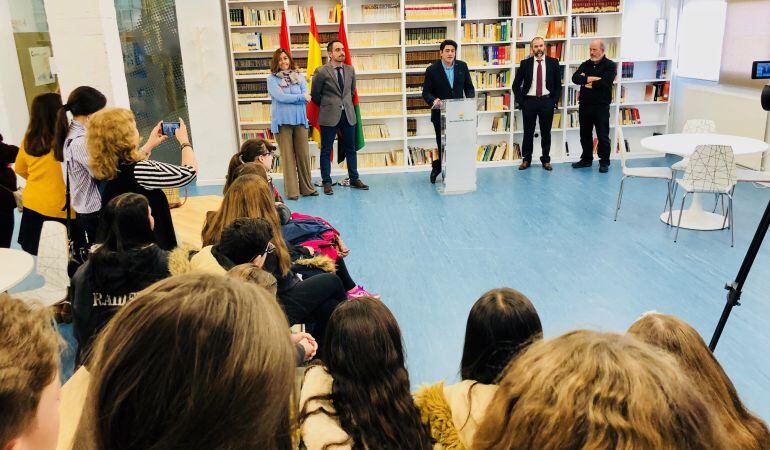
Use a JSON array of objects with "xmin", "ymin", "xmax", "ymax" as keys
[
  {"xmin": 0, "ymin": 293, "xmax": 62, "ymax": 450},
  {"xmin": 474, "ymin": 330, "xmax": 728, "ymax": 450},
  {"xmin": 87, "ymin": 108, "xmax": 198, "ymax": 250},
  {"xmin": 71, "ymin": 274, "xmax": 296, "ymax": 449},
  {"xmin": 70, "ymin": 193, "xmax": 187, "ymax": 366},
  {"xmin": 629, "ymin": 312, "xmax": 770, "ymax": 449},
  {"xmin": 299, "ymin": 297, "xmax": 433, "ymax": 450},
  {"xmin": 193, "ymin": 217, "xmax": 346, "ymax": 349},
  {"xmin": 224, "ymin": 138, "xmax": 283, "ymax": 201},
  {"xmin": 414, "ymin": 287, "xmax": 542, "ymax": 448}
]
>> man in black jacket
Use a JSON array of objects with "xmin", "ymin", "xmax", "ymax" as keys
[
  {"xmin": 571, "ymin": 39, "xmax": 617, "ymax": 173},
  {"xmin": 422, "ymin": 39, "xmax": 476, "ymax": 183},
  {"xmin": 512, "ymin": 37, "xmax": 562, "ymax": 171}
]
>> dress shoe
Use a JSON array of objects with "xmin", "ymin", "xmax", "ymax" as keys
[
  {"xmin": 350, "ymin": 179, "xmax": 369, "ymax": 190},
  {"xmin": 302, "ymin": 190, "xmax": 319, "ymax": 197},
  {"xmin": 287, "ymin": 196, "xmax": 299, "ymax": 201},
  {"xmin": 542, "ymin": 162, "xmax": 553, "ymax": 171},
  {"xmin": 599, "ymin": 165, "xmax": 609, "ymax": 173},
  {"xmin": 571, "ymin": 160, "xmax": 592, "ymax": 168},
  {"xmin": 430, "ymin": 169, "xmax": 440, "ymax": 184},
  {"xmin": 518, "ymin": 160, "xmax": 531, "ymax": 170},
  {"xmin": 323, "ymin": 183, "xmax": 333, "ymax": 195}
]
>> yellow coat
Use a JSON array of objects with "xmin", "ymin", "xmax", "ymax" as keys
[{"xmin": 14, "ymin": 145, "xmax": 71, "ymax": 219}]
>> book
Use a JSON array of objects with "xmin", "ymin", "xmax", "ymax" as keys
[
  {"xmin": 404, "ymin": 3, "xmax": 455, "ymax": 20},
  {"xmin": 571, "ymin": 0, "xmax": 620, "ymax": 13}
]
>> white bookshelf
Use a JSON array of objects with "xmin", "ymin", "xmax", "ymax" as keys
[{"xmin": 221, "ymin": 0, "xmax": 675, "ymax": 177}]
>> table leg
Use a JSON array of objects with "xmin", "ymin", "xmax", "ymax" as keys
[{"xmin": 661, "ymin": 192, "xmax": 728, "ymax": 230}]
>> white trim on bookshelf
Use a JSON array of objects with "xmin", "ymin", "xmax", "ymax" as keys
[
  {"xmin": 570, "ymin": 34, "xmax": 621, "ymax": 40},
  {"xmin": 620, "ymin": 101, "xmax": 669, "ymax": 106},
  {"xmin": 619, "ymin": 78, "xmax": 670, "ymax": 83}
]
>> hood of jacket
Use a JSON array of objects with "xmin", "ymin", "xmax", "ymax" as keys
[{"xmin": 88, "ymin": 244, "xmax": 169, "ymax": 295}]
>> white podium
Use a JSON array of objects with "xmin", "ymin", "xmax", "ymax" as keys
[{"xmin": 438, "ymin": 98, "xmax": 477, "ymax": 195}]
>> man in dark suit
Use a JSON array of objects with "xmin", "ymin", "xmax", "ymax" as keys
[
  {"xmin": 310, "ymin": 39, "xmax": 368, "ymax": 195},
  {"xmin": 422, "ymin": 39, "xmax": 475, "ymax": 184},
  {"xmin": 511, "ymin": 36, "xmax": 562, "ymax": 171}
]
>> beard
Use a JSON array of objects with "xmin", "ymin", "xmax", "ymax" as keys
[{"xmin": 534, "ymin": 49, "xmax": 544, "ymax": 58}]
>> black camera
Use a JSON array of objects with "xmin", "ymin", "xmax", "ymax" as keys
[{"xmin": 753, "ymin": 61, "xmax": 770, "ymax": 111}]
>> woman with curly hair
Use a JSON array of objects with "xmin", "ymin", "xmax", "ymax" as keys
[
  {"xmin": 629, "ymin": 312, "xmax": 770, "ymax": 450},
  {"xmin": 299, "ymin": 297, "xmax": 432, "ymax": 450},
  {"xmin": 87, "ymin": 108, "xmax": 198, "ymax": 250},
  {"xmin": 474, "ymin": 330, "xmax": 728, "ymax": 450}
]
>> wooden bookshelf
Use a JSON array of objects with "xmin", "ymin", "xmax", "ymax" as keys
[{"xmin": 221, "ymin": 0, "xmax": 675, "ymax": 176}]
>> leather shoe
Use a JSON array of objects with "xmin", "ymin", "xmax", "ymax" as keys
[
  {"xmin": 350, "ymin": 179, "xmax": 369, "ymax": 190},
  {"xmin": 518, "ymin": 160, "xmax": 531, "ymax": 170},
  {"xmin": 429, "ymin": 169, "xmax": 440, "ymax": 184},
  {"xmin": 599, "ymin": 165, "xmax": 609, "ymax": 173},
  {"xmin": 287, "ymin": 196, "xmax": 299, "ymax": 201},
  {"xmin": 323, "ymin": 183, "xmax": 333, "ymax": 195},
  {"xmin": 571, "ymin": 160, "xmax": 592, "ymax": 168},
  {"xmin": 543, "ymin": 162, "xmax": 553, "ymax": 171},
  {"xmin": 302, "ymin": 190, "xmax": 319, "ymax": 197}
]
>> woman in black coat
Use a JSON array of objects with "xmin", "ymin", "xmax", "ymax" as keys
[{"xmin": 0, "ymin": 134, "xmax": 20, "ymax": 248}]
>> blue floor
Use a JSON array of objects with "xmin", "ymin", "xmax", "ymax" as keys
[{"xmin": 10, "ymin": 156, "xmax": 770, "ymax": 420}]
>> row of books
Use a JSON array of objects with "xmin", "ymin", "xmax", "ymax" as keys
[
  {"xmin": 361, "ymin": 3, "xmax": 400, "ymax": 22},
  {"xmin": 235, "ymin": 58, "xmax": 271, "ymax": 75},
  {"xmin": 462, "ymin": 21, "xmax": 511, "ymax": 43},
  {"xmin": 362, "ymin": 123, "xmax": 392, "ymax": 139},
  {"xmin": 519, "ymin": 0, "xmax": 566, "ymax": 17},
  {"xmin": 350, "ymin": 30, "xmax": 400, "ymax": 47},
  {"xmin": 464, "ymin": 45, "xmax": 512, "ymax": 66},
  {"xmin": 569, "ymin": 42, "xmax": 616, "ymax": 61},
  {"xmin": 407, "ymin": 146, "xmax": 438, "ymax": 165},
  {"xmin": 407, "ymin": 98, "xmax": 431, "ymax": 114},
  {"xmin": 340, "ymin": 150, "xmax": 404, "ymax": 169},
  {"xmin": 643, "ymin": 82, "xmax": 670, "ymax": 102},
  {"xmin": 351, "ymin": 53, "xmax": 400, "ymax": 71},
  {"xmin": 655, "ymin": 61, "xmax": 669, "ymax": 79},
  {"xmin": 241, "ymin": 129, "xmax": 275, "ymax": 142},
  {"xmin": 515, "ymin": 42, "xmax": 563, "ymax": 63},
  {"xmin": 620, "ymin": 61, "xmax": 635, "ymax": 79},
  {"xmin": 237, "ymin": 81, "xmax": 268, "ymax": 99},
  {"xmin": 492, "ymin": 114, "xmax": 511, "ymax": 132},
  {"xmin": 229, "ymin": 8, "xmax": 280, "ymax": 27},
  {"xmin": 619, "ymin": 107, "xmax": 641, "ymax": 125},
  {"xmin": 406, "ymin": 74, "xmax": 425, "ymax": 92},
  {"xmin": 360, "ymin": 101, "xmax": 402, "ymax": 117},
  {"xmin": 566, "ymin": 110, "xmax": 580, "ymax": 128},
  {"xmin": 571, "ymin": 17, "xmax": 599, "ymax": 37},
  {"xmin": 472, "ymin": 70, "xmax": 511, "ymax": 89},
  {"xmin": 238, "ymin": 102, "xmax": 271, "ymax": 122},
  {"xmin": 477, "ymin": 141, "xmax": 509, "ymax": 161},
  {"xmin": 357, "ymin": 78, "xmax": 401, "ymax": 94},
  {"xmin": 406, "ymin": 27, "xmax": 447, "ymax": 45},
  {"xmin": 288, "ymin": 5, "xmax": 339, "ymax": 25},
  {"xmin": 566, "ymin": 87, "xmax": 580, "ymax": 106},
  {"xmin": 479, "ymin": 93, "xmax": 511, "ymax": 111},
  {"xmin": 529, "ymin": 19, "xmax": 566, "ymax": 39},
  {"xmin": 231, "ymin": 32, "xmax": 280, "ymax": 52},
  {"xmin": 404, "ymin": 3, "xmax": 455, "ymax": 20},
  {"xmin": 291, "ymin": 32, "xmax": 338, "ymax": 48},
  {"xmin": 571, "ymin": 0, "xmax": 621, "ymax": 13},
  {"xmin": 406, "ymin": 51, "xmax": 440, "ymax": 68}
]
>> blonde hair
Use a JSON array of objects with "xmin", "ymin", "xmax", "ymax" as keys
[
  {"xmin": 629, "ymin": 313, "xmax": 770, "ymax": 449},
  {"xmin": 474, "ymin": 330, "xmax": 728, "ymax": 450},
  {"xmin": 0, "ymin": 293, "xmax": 60, "ymax": 446},
  {"xmin": 86, "ymin": 108, "xmax": 143, "ymax": 180},
  {"xmin": 74, "ymin": 273, "xmax": 296, "ymax": 450},
  {"xmin": 228, "ymin": 263, "xmax": 279, "ymax": 297}
]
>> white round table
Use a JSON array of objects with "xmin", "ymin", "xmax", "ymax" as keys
[
  {"xmin": 0, "ymin": 248, "xmax": 35, "ymax": 292},
  {"xmin": 641, "ymin": 133, "xmax": 769, "ymax": 230}
]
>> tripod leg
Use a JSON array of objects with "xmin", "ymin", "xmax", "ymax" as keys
[{"xmin": 674, "ymin": 193, "xmax": 687, "ymax": 243}]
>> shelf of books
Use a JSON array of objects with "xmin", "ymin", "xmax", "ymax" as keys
[{"xmin": 222, "ymin": 0, "xmax": 673, "ymax": 176}]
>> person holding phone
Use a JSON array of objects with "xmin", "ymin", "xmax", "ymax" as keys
[
  {"xmin": 267, "ymin": 48, "xmax": 318, "ymax": 200},
  {"xmin": 87, "ymin": 109, "xmax": 198, "ymax": 250}
]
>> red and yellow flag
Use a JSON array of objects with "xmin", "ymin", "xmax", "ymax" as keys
[
  {"xmin": 337, "ymin": 9, "xmax": 365, "ymax": 151},
  {"xmin": 305, "ymin": 7, "xmax": 323, "ymax": 143}
]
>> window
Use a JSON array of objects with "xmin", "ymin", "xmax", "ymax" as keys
[{"xmin": 676, "ymin": 0, "xmax": 727, "ymax": 81}]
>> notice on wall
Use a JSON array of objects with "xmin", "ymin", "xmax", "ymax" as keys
[{"xmin": 29, "ymin": 46, "xmax": 55, "ymax": 86}]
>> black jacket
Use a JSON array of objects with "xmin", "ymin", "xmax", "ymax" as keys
[
  {"xmin": 512, "ymin": 56, "xmax": 562, "ymax": 108},
  {"xmin": 571, "ymin": 56, "xmax": 617, "ymax": 106},
  {"xmin": 0, "ymin": 135, "xmax": 19, "ymax": 210},
  {"xmin": 71, "ymin": 245, "xmax": 170, "ymax": 365},
  {"xmin": 422, "ymin": 60, "xmax": 476, "ymax": 124}
]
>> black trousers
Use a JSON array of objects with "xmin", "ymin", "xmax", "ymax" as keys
[
  {"xmin": 432, "ymin": 119, "xmax": 443, "ymax": 173},
  {"xmin": 0, "ymin": 208, "xmax": 13, "ymax": 248},
  {"xmin": 278, "ymin": 273, "xmax": 346, "ymax": 351},
  {"xmin": 578, "ymin": 103, "xmax": 611, "ymax": 165},
  {"xmin": 521, "ymin": 96, "xmax": 556, "ymax": 163}
]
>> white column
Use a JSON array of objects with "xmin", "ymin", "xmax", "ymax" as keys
[
  {"xmin": 175, "ymin": 0, "xmax": 239, "ymax": 185},
  {"xmin": 43, "ymin": 0, "xmax": 129, "ymax": 107},
  {"xmin": 0, "ymin": 0, "xmax": 31, "ymax": 144}
]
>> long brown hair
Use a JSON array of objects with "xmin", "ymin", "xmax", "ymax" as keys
[
  {"xmin": 201, "ymin": 174, "xmax": 291, "ymax": 275},
  {"xmin": 629, "ymin": 313, "xmax": 770, "ymax": 449},
  {"xmin": 74, "ymin": 274, "xmax": 295, "ymax": 450},
  {"xmin": 224, "ymin": 139, "xmax": 276, "ymax": 192},
  {"xmin": 270, "ymin": 48, "xmax": 297, "ymax": 73},
  {"xmin": 474, "ymin": 330, "xmax": 728, "ymax": 450},
  {"xmin": 300, "ymin": 297, "xmax": 433, "ymax": 450},
  {"xmin": 23, "ymin": 92, "xmax": 64, "ymax": 160}
]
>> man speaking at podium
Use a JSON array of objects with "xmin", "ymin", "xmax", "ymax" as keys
[{"xmin": 422, "ymin": 39, "xmax": 476, "ymax": 184}]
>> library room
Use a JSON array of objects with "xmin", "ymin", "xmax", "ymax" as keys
[{"xmin": 1, "ymin": 0, "xmax": 769, "ymax": 448}]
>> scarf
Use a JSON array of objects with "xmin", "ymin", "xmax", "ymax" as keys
[{"xmin": 276, "ymin": 70, "xmax": 301, "ymax": 87}]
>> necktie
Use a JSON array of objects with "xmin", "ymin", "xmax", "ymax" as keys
[
  {"xmin": 536, "ymin": 59, "xmax": 543, "ymax": 97},
  {"xmin": 335, "ymin": 67, "xmax": 344, "ymax": 93}
]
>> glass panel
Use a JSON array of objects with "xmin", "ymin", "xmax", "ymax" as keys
[
  {"xmin": 8, "ymin": 0, "xmax": 60, "ymax": 109},
  {"xmin": 114, "ymin": 0, "xmax": 191, "ymax": 164}
]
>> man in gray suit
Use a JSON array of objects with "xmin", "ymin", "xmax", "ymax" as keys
[{"xmin": 310, "ymin": 40, "xmax": 368, "ymax": 195}]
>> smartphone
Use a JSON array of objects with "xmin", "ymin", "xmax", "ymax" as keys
[{"xmin": 161, "ymin": 122, "xmax": 180, "ymax": 137}]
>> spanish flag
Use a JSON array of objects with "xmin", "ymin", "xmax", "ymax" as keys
[
  {"xmin": 337, "ymin": 9, "xmax": 366, "ymax": 153},
  {"xmin": 305, "ymin": 7, "xmax": 323, "ymax": 144}
]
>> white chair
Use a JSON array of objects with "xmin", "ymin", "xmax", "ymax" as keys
[
  {"xmin": 674, "ymin": 144, "xmax": 737, "ymax": 246},
  {"xmin": 671, "ymin": 119, "xmax": 717, "ymax": 173},
  {"xmin": 712, "ymin": 167, "xmax": 770, "ymax": 214},
  {"xmin": 614, "ymin": 126, "xmax": 674, "ymax": 222},
  {"xmin": 14, "ymin": 221, "xmax": 70, "ymax": 306}
]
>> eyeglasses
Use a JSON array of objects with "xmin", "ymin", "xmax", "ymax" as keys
[{"xmin": 253, "ymin": 241, "xmax": 275, "ymax": 262}]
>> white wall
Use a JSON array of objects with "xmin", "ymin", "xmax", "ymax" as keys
[
  {"xmin": 43, "ymin": 0, "xmax": 129, "ymax": 107},
  {"xmin": 175, "ymin": 0, "xmax": 238, "ymax": 185},
  {"xmin": 0, "ymin": 0, "xmax": 32, "ymax": 144}
]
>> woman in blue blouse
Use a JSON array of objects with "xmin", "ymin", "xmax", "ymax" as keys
[{"xmin": 267, "ymin": 48, "xmax": 318, "ymax": 200}]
